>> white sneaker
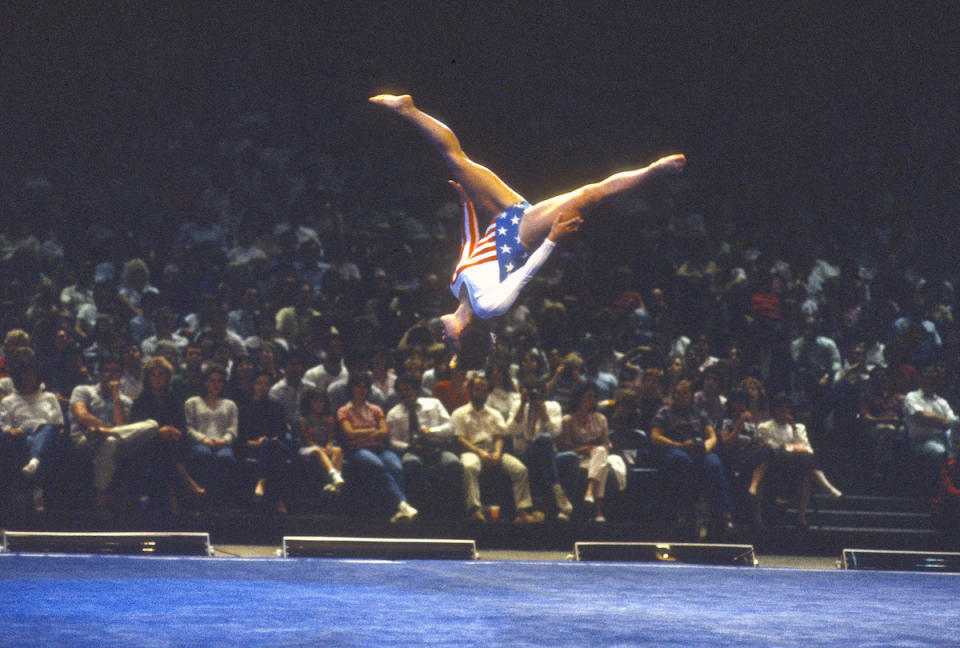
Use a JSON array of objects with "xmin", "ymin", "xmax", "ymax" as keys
[
  {"xmin": 593, "ymin": 514, "xmax": 606, "ymax": 523},
  {"xmin": 324, "ymin": 471, "xmax": 344, "ymax": 493},
  {"xmin": 553, "ymin": 484, "xmax": 574, "ymax": 516},
  {"xmin": 556, "ymin": 511, "xmax": 570, "ymax": 522},
  {"xmin": 400, "ymin": 501, "xmax": 418, "ymax": 520},
  {"xmin": 21, "ymin": 458, "xmax": 40, "ymax": 479},
  {"xmin": 583, "ymin": 493, "xmax": 595, "ymax": 506},
  {"xmin": 390, "ymin": 501, "xmax": 418, "ymax": 523}
]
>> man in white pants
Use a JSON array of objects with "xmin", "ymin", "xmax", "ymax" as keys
[
  {"xmin": 452, "ymin": 375, "xmax": 544, "ymax": 524},
  {"xmin": 70, "ymin": 355, "xmax": 160, "ymax": 510}
]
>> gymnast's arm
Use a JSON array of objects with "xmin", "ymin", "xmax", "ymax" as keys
[{"xmin": 470, "ymin": 215, "xmax": 582, "ymax": 318}]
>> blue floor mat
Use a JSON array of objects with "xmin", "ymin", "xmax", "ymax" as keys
[{"xmin": 0, "ymin": 554, "xmax": 955, "ymax": 647}]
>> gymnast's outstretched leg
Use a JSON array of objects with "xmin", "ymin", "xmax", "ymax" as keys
[
  {"xmin": 517, "ymin": 153, "xmax": 685, "ymax": 249},
  {"xmin": 369, "ymin": 94, "xmax": 522, "ymax": 220}
]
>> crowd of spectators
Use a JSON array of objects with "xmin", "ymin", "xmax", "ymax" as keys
[{"xmin": 2, "ymin": 79, "xmax": 959, "ymax": 539}]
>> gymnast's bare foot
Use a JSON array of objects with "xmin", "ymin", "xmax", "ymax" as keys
[
  {"xmin": 369, "ymin": 93, "xmax": 414, "ymax": 113},
  {"xmin": 650, "ymin": 153, "xmax": 686, "ymax": 174}
]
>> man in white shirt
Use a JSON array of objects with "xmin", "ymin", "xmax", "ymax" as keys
[
  {"xmin": 70, "ymin": 356, "xmax": 160, "ymax": 510},
  {"xmin": 452, "ymin": 375, "xmax": 544, "ymax": 523},
  {"xmin": 903, "ymin": 365, "xmax": 958, "ymax": 490},
  {"xmin": 268, "ymin": 353, "xmax": 316, "ymax": 425},
  {"xmin": 386, "ymin": 374, "xmax": 463, "ymax": 518},
  {"xmin": 304, "ymin": 334, "xmax": 348, "ymax": 393}
]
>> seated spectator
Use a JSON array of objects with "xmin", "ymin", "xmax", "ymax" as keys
[
  {"xmin": 385, "ymin": 374, "xmax": 462, "ymax": 518},
  {"xmin": 903, "ymin": 365, "xmax": 958, "ymax": 492},
  {"xmin": 582, "ymin": 345, "xmax": 618, "ymax": 402},
  {"xmin": 199, "ymin": 305, "xmax": 247, "ymax": 361},
  {"xmin": 739, "ymin": 377, "xmax": 770, "ymax": 423},
  {"xmin": 326, "ymin": 348, "xmax": 388, "ymax": 413},
  {"xmin": 0, "ymin": 347, "xmax": 65, "ymax": 511},
  {"xmin": 636, "ymin": 368, "xmax": 666, "ymax": 431},
  {"xmin": 268, "ymin": 351, "xmax": 316, "ymax": 426},
  {"xmin": 606, "ymin": 388, "xmax": 643, "ymax": 433},
  {"xmin": 225, "ymin": 355, "xmax": 258, "ymax": 406},
  {"xmin": 510, "ymin": 346, "xmax": 543, "ymax": 383},
  {"xmin": 859, "ymin": 366, "xmax": 905, "ymax": 481},
  {"xmin": 694, "ymin": 363, "xmax": 727, "ymax": 429},
  {"xmin": 131, "ymin": 356, "xmax": 204, "ymax": 511},
  {"xmin": 117, "ymin": 257, "xmax": 159, "ymax": 319},
  {"xmin": 663, "ymin": 355, "xmax": 686, "ymax": 398},
  {"xmin": 275, "ymin": 282, "xmax": 320, "ymax": 343},
  {"xmin": 790, "ymin": 315, "xmax": 841, "ymax": 413},
  {"xmin": 118, "ymin": 341, "xmax": 144, "ymax": 400},
  {"xmin": 432, "ymin": 364, "xmax": 469, "ymax": 415},
  {"xmin": 296, "ymin": 386, "xmax": 344, "ymax": 492},
  {"xmin": 752, "ymin": 394, "xmax": 843, "ymax": 528},
  {"xmin": 506, "ymin": 379, "xmax": 573, "ymax": 520},
  {"xmin": 650, "ymin": 379, "xmax": 734, "ymax": 536},
  {"xmin": 717, "ymin": 389, "xmax": 765, "ymax": 524},
  {"xmin": 47, "ymin": 344, "xmax": 93, "ymax": 406},
  {"xmin": 70, "ymin": 355, "xmax": 160, "ymax": 511},
  {"xmin": 419, "ymin": 342, "xmax": 451, "ymax": 396},
  {"xmin": 255, "ymin": 341, "xmax": 283, "ymax": 385},
  {"xmin": 228, "ymin": 286, "xmax": 262, "ymax": 341},
  {"xmin": 184, "ymin": 364, "xmax": 239, "ymax": 505},
  {"xmin": 370, "ymin": 346, "xmax": 397, "ymax": 406},
  {"xmin": 338, "ymin": 373, "xmax": 417, "ymax": 523},
  {"xmin": 557, "ymin": 381, "xmax": 625, "ymax": 522},
  {"xmin": 128, "ymin": 289, "xmax": 160, "ymax": 346},
  {"xmin": 141, "ymin": 306, "xmax": 189, "ymax": 360},
  {"xmin": 546, "ymin": 352, "xmax": 586, "ymax": 414},
  {"xmin": 238, "ymin": 369, "xmax": 295, "ymax": 512},
  {"xmin": 484, "ymin": 360, "xmax": 519, "ymax": 423},
  {"xmin": 172, "ymin": 342, "xmax": 205, "ymax": 402},
  {"xmin": 0, "ymin": 329, "xmax": 32, "ymax": 385},
  {"xmin": 304, "ymin": 332, "xmax": 347, "ymax": 393},
  {"xmin": 453, "ymin": 375, "xmax": 544, "ymax": 524}
]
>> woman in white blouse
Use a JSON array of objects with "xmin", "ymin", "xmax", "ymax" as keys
[
  {"xmin": 0, "ymin": 347, "xmax": 64, "ymax": 511},
  {"xmin": 185, "ymin": 364, "xmax": 238, "ymax": 503},
  {"xmin": 752, "ymin": 394, "xmax": 842, "ymax": 528}
]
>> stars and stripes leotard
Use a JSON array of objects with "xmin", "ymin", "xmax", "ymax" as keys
[{"xmin": 449, "ymin": 184, "xmax": 556, "ymax": 319}]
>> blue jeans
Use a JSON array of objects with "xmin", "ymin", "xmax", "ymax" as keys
[
  {"xmin": 555, "ymin": 450, "xmax": 582, "ymax": 499},
  {"xmin": 520, "ymin": 434, "xmax": 562, "ymax": 494},
  {"xmin": 189, "ymin": 443, "xmax": 238, "ymax": 499},
  {"xmin": 27, "ymin": 424, "xmax": 60, "ymax": 463},
  {"xmin": 348, "ymin": 447, "xmax": 406, "ymax": 509},
  {"xmin": 661, "ymin": 448, "xmax": 733, "ymax": 515}
]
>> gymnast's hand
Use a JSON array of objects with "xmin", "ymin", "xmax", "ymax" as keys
[{"xmin": 547, "ymin": 213, "xmax": 583, "ymax": 243}]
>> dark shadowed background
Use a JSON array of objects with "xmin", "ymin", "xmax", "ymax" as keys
[{"xmin": 3, "ymin": 2, "xmax": 957, "ymax": 259}]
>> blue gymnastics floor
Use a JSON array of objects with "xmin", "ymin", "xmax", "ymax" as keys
[{"xmin": 0, "ymin": 553, "xmax": 955, "ymax": 647}]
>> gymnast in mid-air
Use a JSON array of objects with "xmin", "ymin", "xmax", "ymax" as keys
[{"xmin": 369, "ymin": 94, "xmax": 685, "ymax": 352}]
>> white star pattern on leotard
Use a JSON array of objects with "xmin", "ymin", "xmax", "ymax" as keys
[{"xmin": 501, "ymin": 244, "xmax": 511, "ymax": 254}]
